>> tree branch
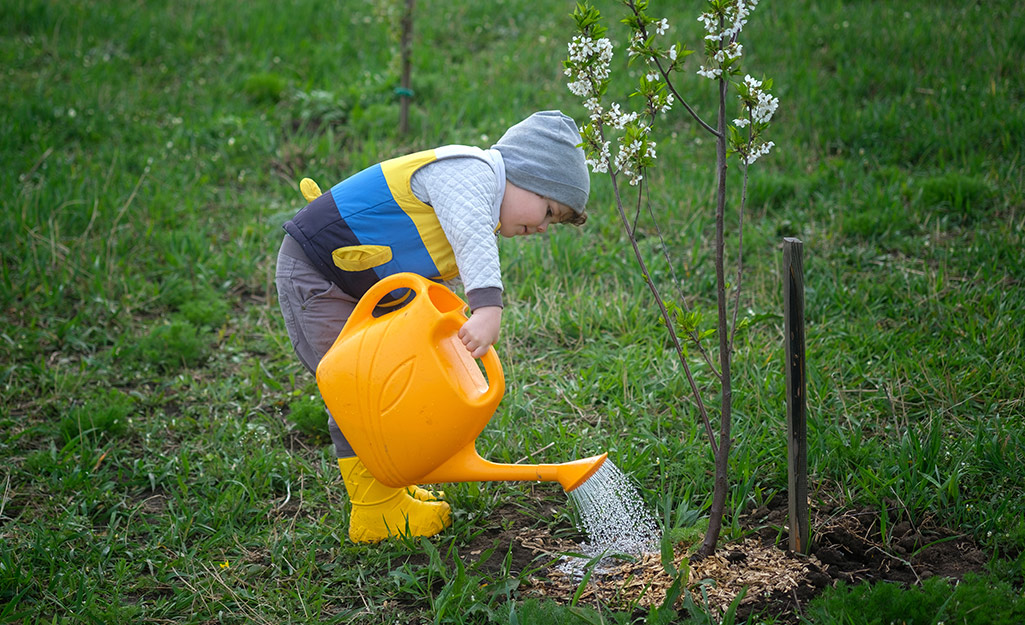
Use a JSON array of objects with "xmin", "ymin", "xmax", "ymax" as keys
[
  {"xmin": 729, "ymin": 157, "xmax": 751, "ymax": 352},
  {"xmin": 655, "ymin": 57, "xmax": 720, "ymax": 137},
  {"xmin": 638, "ymin": 164, "xmax": 721, "ymax": 380},
  {"xmin": 606, "ymin": 155, "xmax": 719, "ymax": 457},
  {"xmin": 624, "ymin": 0, "xmax": 719, "ymax": 137}
]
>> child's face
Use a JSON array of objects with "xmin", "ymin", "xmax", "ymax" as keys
[{"xmin": 498, "ymin": 183, "xmax": 569, "ymax": 238}]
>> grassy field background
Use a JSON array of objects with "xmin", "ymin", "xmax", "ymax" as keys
[{"xmin": 2, "ymin": 0, "xmax": 1024, "ymax": 622}]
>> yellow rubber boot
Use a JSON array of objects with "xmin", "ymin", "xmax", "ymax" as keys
[
  {"xmin": 337, "ymin": 458, "xmax": 451, "ymax": 543},
  {"xmin": 407, "ymin": 485, "xmax": 445, "ymax": 502}
]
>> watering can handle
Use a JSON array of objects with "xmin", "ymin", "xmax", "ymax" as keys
[
  {"xmin": 343, "ymin": 272, "xmax": 506, "ymax": 395},
  {"xmin": 477, "ymin": 344, "xmax": 505, "ymax": 403},
  {"xmin": 343, "ymin": 272, "xmax": 426, "ymax": 337}
]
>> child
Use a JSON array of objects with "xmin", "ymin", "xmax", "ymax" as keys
[{"xmin": 275, "ymin": 110, "xmax": 590, "ymax": 543}]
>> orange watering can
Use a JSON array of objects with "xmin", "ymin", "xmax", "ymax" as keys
[{"xmin": 316, "ymin": 272, "xmax": 606, "ymax": 492}]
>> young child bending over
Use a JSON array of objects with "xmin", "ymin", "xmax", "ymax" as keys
[{"xmin": 275, "ymin": 111, "xmax": 590, "ymax": 543}]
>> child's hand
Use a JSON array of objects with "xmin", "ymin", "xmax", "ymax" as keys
[{"xmin": 458, "ymin": 306, "xmax": 502, "ymax": 358}]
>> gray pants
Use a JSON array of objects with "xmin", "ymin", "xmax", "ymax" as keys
[{"xmin": 275, "ymin": 234, "xmax": 356, "ymax": 458}]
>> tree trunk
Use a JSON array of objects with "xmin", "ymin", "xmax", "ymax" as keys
[{"xmin": 698, "ymin": 72, "xmax": 732, "ymax": 558}]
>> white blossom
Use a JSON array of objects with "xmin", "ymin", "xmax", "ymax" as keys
[
  {"xmin": 711, "ymin": 44, "xmax": 743, "ymax": 66},
  {"xmin": 744, "ymin": 140, "xmax": 774, "ymax": 164},
  {"xmin": 566, "ymin": 35, "xmax": 615, "ymax": 106},
  {"xmin": 660, "ymin": 93, "xmax": 675, "ymax": 113},
  {"xmin": 606, "ymin": 102, "xmax": 639, "ymax": 129},
  {"xmin": 568, "ymin": 35, "xmax": 613, "ymax": 66},
  {"xmin": 734, "ymin": 118, "xmax": 750, "ymax": 128},
  {"xmin": 697, "ymin": 66, "xmax": 722, "ymax": 80},
  {"xmin": 628, "ymin": 32, "xmax": 644, "ymax": 57},
  {"xmin": 742, "ymin": 74, "xmax": 778, "ymax": 124},
  {"xmin": 567, "ymin": 35, "xmax": 614, "ymax": 82},
  {"xmin": 697, "ymin": 13, "xmax": 715, "ymax": 34},
  {"xmin": 699, "ymin": 0, "xmax": 760, "ymax": 42},
  {"xmin": 611, "ymin": 125, "xmax": 654, "ymax": 186},
  {"xmin": 567, "ymin": 79, "xmax": 590, "ymax": 97},
  {"xmin": 586, "ymin": 140, "xmax": 612, "ymax": 173},
  {"xmin": 752, "ymin": 90, "xmax": 779, "ymax": 124},
  {"xmin": 654, "ymin": 18, "xmax": 669, "ymax": 36},
  {"xmin": 581, "ymin": 96, "xmax": 604, "ymax": 125}
]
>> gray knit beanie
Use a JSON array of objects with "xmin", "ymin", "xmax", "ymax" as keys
[{"xmin": 492, "ymin": 110, "xmax": 590, "ymax": 215}]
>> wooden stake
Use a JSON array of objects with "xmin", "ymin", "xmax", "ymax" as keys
[{"xmin": 784, "ymin": 237, "xmax": 809, "ymax": 554}]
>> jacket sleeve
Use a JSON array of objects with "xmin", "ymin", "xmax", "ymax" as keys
[{"xmin": 411, "ymin": 157, "xmax": 504, "ymax": 310}]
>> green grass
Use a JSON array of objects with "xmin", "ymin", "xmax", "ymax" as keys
[
  {"xmin": 2, "ymin": 0, "xmax": 1024, "ymax": 622},
  {"xmin": 802, "ymin": 574, "xmax": 1025, "ymax": 625}
]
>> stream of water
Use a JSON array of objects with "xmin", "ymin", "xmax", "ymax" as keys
[{"xmin": 560, "ymin": 459, "xmax": 661, "ymax": 576}]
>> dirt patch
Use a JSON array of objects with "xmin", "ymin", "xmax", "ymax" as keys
[
  {"xmin": 459, "ymin": 494, "xmax": 989, "ymax": 623},
  {"xmin": 731, "ymin": 498, "xmax": 988, "ymax": 622},
  {"xmin": 461, "ymin": 502, "xmax": 564, "ymax": 576},
  {"xmin": 791, "ymin": 504, "xmax": 988, "ymax": 585}
]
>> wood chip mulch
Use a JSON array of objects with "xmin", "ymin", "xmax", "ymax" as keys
[{"xmin": 517, "ymin": 528, "xmax": 827, "ymax": 615}]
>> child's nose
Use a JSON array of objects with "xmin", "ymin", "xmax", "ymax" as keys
[{"xmin": 536, "ymin": 223, "xmax": 547, "ymax": 234}]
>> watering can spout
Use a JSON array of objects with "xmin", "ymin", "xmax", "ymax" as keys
[
  {"xmin": 419, "ymin": 443, "xmax": 608, "ymax": 493},
  {"xmin": 556, "ymin": 452, "xmax": 609, "ymax": 492}
]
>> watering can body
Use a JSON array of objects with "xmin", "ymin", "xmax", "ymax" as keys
[
  {"xmin": 316, "ymin": 272, "xmax": 503, "ymax": 488},
  {"xmin": 316, "ymin": 272, "xmax": 606, "ymax": 492}
]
